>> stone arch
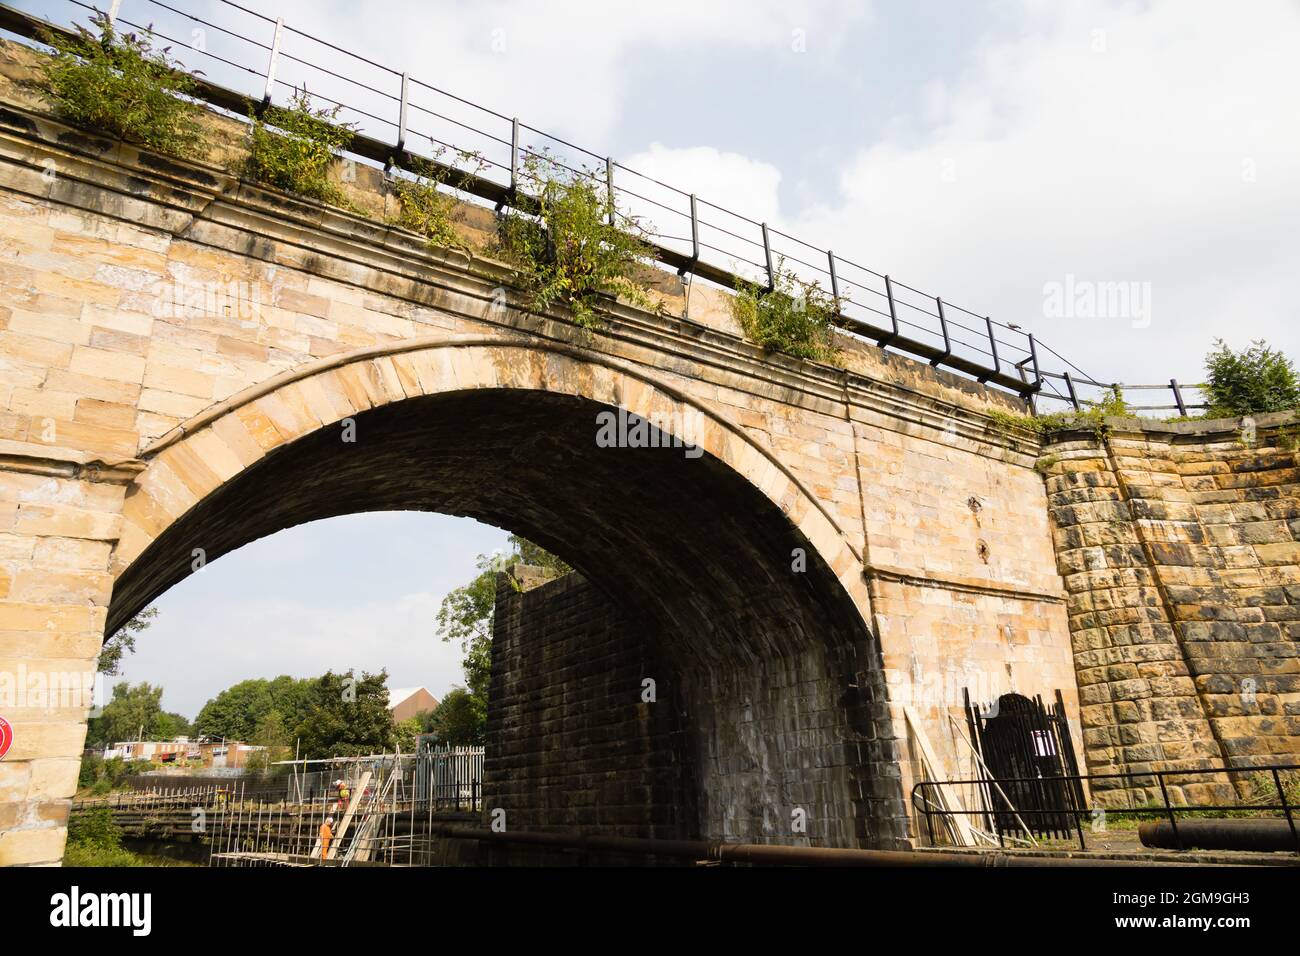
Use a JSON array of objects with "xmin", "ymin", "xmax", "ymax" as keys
[{"xmin": 105, "ymin": 338, "xmax": 906, "ymax": 848}]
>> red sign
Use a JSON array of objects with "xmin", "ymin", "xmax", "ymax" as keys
[{"xmin": 0, "ymin": 716, "xmax": 11, "ymax": 761}]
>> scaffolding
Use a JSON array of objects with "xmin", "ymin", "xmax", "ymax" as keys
[{"xmin": 206, "ymin": 744, "xmax": 484, "ymax": 867}]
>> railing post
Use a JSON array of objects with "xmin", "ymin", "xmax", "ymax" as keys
[
  {"xmin": 395, "ymin": 71, "xmax": 409, "ymax": 158},
  {"xmin": 879, "ymin": 275, "xmax": 899, "ymax": 347},
  {"xmin": 827, "ymin": 250, "xmax": 840, "ymax": 304},
  {"xmin": 497, "ymin": 117, "xmax": 519, "ymax": 213},
  {"xmin": 761, "ymin": 222, "xmax": 775, "ymax": 291},
  {"xmin": 262, "ymin": 17, "xmax": 283, "ymax": 109},
  {"xmin": 510, "ymin": 117, "xmax": 519, "ymax": 192},
  {"xmin": 984, "ymin": 316, "xmax": 999, "ymax": 379},
  {"xmin": 605, "ymin": 157, "xmax": 615, "ymax": 227},
  {"xmin": 1027, "ymin": 333, "xmax": 1042, "ymax": 394},
  {"xmin": 931, "ymin": 297, "xmax": 952, "ymax": 367},
  {"xmin": 1064, "ymin": 371, "xmax": 1080, "ymax": 410},
  {"xmin": 106, "ymin": 0, "xmax": 123, "ymax": 27},
  {"xmin": 1170, "ymin": 378, "xmax": 1187, "ymax": 416},
  {"xmin": 1273, "ymin": 768, "xmax": 1299, "ymax": 855},
  {"xmin": 1156, "ymin": 771, "xmax": 1183, "ymax": 850},
  {"xmin": 678, "ymin": 193, "xmax": 700, "ymax": 277}
]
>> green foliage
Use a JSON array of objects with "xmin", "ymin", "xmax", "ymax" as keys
[
  {"xmin": 77, "ymin": 754, "xmax": 131, "ymax": 792},
  {"xmin": 37, "ymin": 14, "xmax": 205, "ymax": 156},
  {"xmin": 65, "ymin": 805, "xmax": 191, "ymax": 866},
  {"xmin": 97, "ymin": 605, "xmax": 156, "ymax": 675},
  {"xmin": 194, "ymin": 675, "xmax": 313, "ymax": 742},
  {"xmin": 393, "ymin": 716, "xmax": 422, "ymax": 753},
  {"xmin": 244, "ymin": 86, "xmax": 355, "ymax": 205},
  {"xmin": 1203, "ymin": 339, "xmax": 1300, "ymax": 417},
  {"xmin": 423, "ymin": 687, "xmax": 485, "ymax": 746},
  {"xmin": 291, "ymin": 669, "xmax": 395, "ymax": 759},
  {"xmin": 85, "ymin": 681, "xmax": 176, "ymax": 749},
  {"xmin": 434, "ymin": 535, "xmax": 568, "ymax": 742},
  {"xmin": 729, "ymin": 259, "xmax": 839, "ymax": 362},
  {"xmin": 987, "ymin": 387, "xmax": 1130, "ymax": 442},
  {"xmin": 496, "ymin": 151, "xmax": 653, "ymax": 330},
  {"xmin": 68, "ymin": 805, "xmax": 122, "ymax": 848},
  {"xmin": 391, "ymin": 146, "xmax": 485, "ymax": 251}
]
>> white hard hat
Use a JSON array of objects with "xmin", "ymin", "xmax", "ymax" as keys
[{"xmin": 326, "ymin": 816, "xmax": 334, "ymax": 823}]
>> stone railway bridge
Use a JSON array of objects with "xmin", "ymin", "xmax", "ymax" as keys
[{"xmin": 0, "ymin": 38, "xmax": 1296, "ymax": 866}]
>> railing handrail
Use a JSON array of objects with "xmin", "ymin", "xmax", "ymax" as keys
[
  {"xmin": 910, "ymin": 762, "xmax": 1300, "ymax": 854},
  {"xmin": 0, "ymin": 0, "xmax": 1208, "ymax": 414}
]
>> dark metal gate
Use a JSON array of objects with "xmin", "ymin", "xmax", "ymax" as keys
[{"xmin": 964, "ymin": 689, "xmax": 1086, "ymax": 840}]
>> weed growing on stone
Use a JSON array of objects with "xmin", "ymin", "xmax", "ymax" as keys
[
  {"xmin": 245, "ymin": 86, "xmax": 355, "ymax": 207},
  {"xmin": 390, "ymin": 145, "xmax": 487, "ymax": 253},
  {"xmin": 730, "ymin": 259, "xmax": 839, "ymax": 363},
  {"xmin": 495, "ymin": 151, "xmax": 653, "ymax": 332},
  {"xmin": 987, "ymin": 387, "xmax": 1130, "ymax": 442},
  {"xmin": 37, "ymin": 13, "xmax": 205, "ymax": 157}
]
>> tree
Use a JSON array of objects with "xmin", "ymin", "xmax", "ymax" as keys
[
  {"xmin": 393, "ymin": 716, "xmax": 422, "ymax": 754},
  {"xmin": 97, "ymin": 606, "xmax": 157, "ymax": 676},
  {"xmin": 155, "ymin": 711, "xmax": 192, "ymax": 740},
  {"xmin": 194, "ymin": 675, "xmax": 314, "ymax": 742},
  {"xmin": 423, "ymin": 688, "xmax": 485, "ymax": 746},
  {"xmin": 434, "ymin": 535, "xmax": 568, "ymax": 739},
  {"xmin": 85, "ymin": 682, "xmax": 167, "ymax": 748},
  {"xmin": 292, "ymin": 670, "xmax": 395, "ymax": 759},
  {"xmin": 1204, "ymin": 339, "xmax": 1300, "ymax": 417}
]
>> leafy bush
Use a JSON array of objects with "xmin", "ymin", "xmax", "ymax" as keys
[
  {"xmin": 37, "ymin": 14, "xmax": 205, "ymax": 156},
  {"xmin": 78, "ymin": 754, "xmax": 131, "ymax": 793},
  {"xmin": 391, "ymin": 146, "xmax": 485, "ymax": 252},
  {"xmin": 729, "ymin": 260, "xmax": 839, "ymax": 362},
  {"xmin": 64, "ymin": 808, "xmax": 154, "ymax": 867},
  {"xmin": 1204, "ymin": 339, "xmax": 1300, "ymax": 417},
  {"xmin": 496, "ymin": 151, "xmax": 653, "ymax": 331},
  {"xmin": 68, "ymin": 805, "xmax": 122, "ymax": 849},
  {"xmin": 245, "ymin": 87, "xmax": 355, "ymax": 205}
]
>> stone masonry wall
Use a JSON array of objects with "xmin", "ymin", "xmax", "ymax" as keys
[
  {"xmin": 0, "ymin": 34, "xmax": 1075, "ymax": 861},
  {"xmin": 1043, "ymin": 414, "xmax": 1300, "ymax": 804},
  {"xmin": 484, "ymin": 567, "xmax": 697, "ymax": 839}
]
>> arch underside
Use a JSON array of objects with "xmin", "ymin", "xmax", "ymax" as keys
[{"xmin": 108, "ymin": 389, "xmax": 907, "ymax": 847}]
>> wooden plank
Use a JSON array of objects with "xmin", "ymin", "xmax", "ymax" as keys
[
  {"xmin": 905, "ymin": 706, "xmax": 976, "ymax": 847},
  {"xmin": 326, "ymin": 771, "xmax": 372, "ymax": 861}
]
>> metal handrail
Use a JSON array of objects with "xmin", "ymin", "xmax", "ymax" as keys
[
  {"xmin": 911, "ymin": 762, "xmax": 1300, "ymax": 854},
  {"xmin": 0, "ymin": 0, "xmax": 1209, "ymax": 413}
]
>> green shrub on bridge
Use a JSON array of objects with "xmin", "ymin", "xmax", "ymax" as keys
[
  {"xmin": 245, "ymin": 87, "xmax": 355, "ymax": 206},
  {"xmin": 1203, "ymin": 339, "xmax": 1300, "ymax": 417},
  {"xmin": 37, "ymin": 14, "xmax": 205, "ymax": 157},
  {"xmin": 730, "ymin": 261, "xmax": 839, "ymax": 362},
  {"xmin": 391, "ymin": 145, "xmax": 486, "ymax": 252},
  {"xmin": 496, "ymin": 152, "xmax": 654, "ymax": 331}
]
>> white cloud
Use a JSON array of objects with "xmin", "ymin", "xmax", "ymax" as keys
[
  {"xmin": 261, "ymin": 0, "xmax": 872, "ymax": 143},
  {"xmin": 625, "ymin": 0, "xmax": 1300, "ymax": 392},
  {"xmin": 621, "ymin": 144, "xmax": 783, "ymax": 222}
]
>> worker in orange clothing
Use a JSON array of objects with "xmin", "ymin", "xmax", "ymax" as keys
[{"xmin": 319, "ymin": 816, "xmax": 334, "ymax": 861}]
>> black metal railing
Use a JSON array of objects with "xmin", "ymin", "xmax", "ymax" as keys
[
  {"xmin": 912, "ymin": 762, "xmax": 1300, "ymax": 855},
  {"xmin": 0, "ymin": 0, "xmax": 1209, "ymax": 414}
]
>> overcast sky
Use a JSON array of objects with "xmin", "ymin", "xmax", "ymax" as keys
[{"xmin": 17, "ymin": 0, "xmax": 1299, "ymax": 718}]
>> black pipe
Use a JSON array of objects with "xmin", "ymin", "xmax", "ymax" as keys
[
  {"xmin": 429, "ymin": 825, "xmax": 1171, "ymax": 867},
  {"xmin": 1140, "ymin": 819, "xmax": 1300, "ymax": 854}
]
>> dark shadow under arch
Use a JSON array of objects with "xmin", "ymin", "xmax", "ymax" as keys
[{"xmin": 108, "ymin": 389, "xmax": 908, "ymax": 848}]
